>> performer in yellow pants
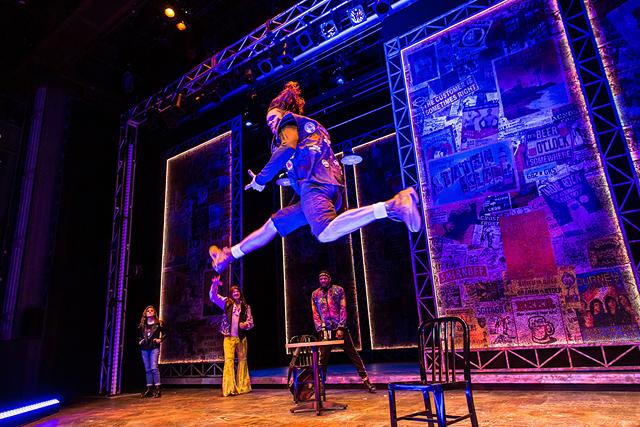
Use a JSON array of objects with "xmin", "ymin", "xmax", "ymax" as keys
[
  {"xmin": 222, "ymin": 336, "xmax": 251, "ymax": 395},
  {"xmin": 210, "ymin": 276, "xmax": 254, "ymax": 396}
]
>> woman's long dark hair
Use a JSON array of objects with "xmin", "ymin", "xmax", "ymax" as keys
[
  {"xmin": 139, "ymin": 305, "xmax": 161, "ymax": 328},
  {"xmin": 268, "ymin": 81, "xmax": 305, "ymax": 114}
]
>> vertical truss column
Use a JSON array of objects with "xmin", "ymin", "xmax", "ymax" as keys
[
  {"xmin": 558, "ymin": 0, "xmax": 640, "ymax": 285},
  {"xmin": 99, "ymin": 118, "xmax": 138, "ymax": 395},
  {"xmin": 230, "ymin": 116, "xmax": 243, "ymax": 287},
  {"xmin": 385, "ymin": 40, "xmax": 436, "ymax": 325},
  {"xmin": 1, "ymin": 88, "xmax": 46, "ymax": 340}
]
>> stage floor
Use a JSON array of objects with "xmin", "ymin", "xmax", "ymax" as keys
[{"xmin": 33, "ymin": 386, "xmax": 639, "ymax": 426}]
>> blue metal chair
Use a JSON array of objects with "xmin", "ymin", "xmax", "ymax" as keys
[
  {"xmin": 288, "ymin": 335, "xmax": 326, "ymax": 403},
  {"xmin": 388, "ymin": 316, "xmax": 479, "ymax": 427}
]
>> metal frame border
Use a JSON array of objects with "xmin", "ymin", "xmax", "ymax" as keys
[{"xmin": 384, "ymin": 0, "xmax": 640, "ymax": 372}]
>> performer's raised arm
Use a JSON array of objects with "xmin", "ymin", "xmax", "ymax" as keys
[{"xmin": 209, "ymin": 276, "xmax": 226, "ymax": 309}]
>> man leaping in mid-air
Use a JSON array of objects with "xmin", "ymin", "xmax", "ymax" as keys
[{"xmin": 209, "ymin": 81, "xmax": 421, "ymax": 273}]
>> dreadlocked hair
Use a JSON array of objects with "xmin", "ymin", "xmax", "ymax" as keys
[{"xmin": 268, "ymin": 81, "xmax": 305, "ymax": 114}]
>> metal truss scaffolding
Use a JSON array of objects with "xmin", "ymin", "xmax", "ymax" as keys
[
  {"xmin": 385, "ymin": 0, "xmax": 640, "ymax": 372},
  {"xmin": 160, "ymin": 362, "xmax": 224, "ymax": 380},
  {"xmin": 99, "ymin": 118, "xmax": 138, "ymax": 395},
  {"xmin": 127, "ymin": 0, "xmax": 417, "ymax": 121}
]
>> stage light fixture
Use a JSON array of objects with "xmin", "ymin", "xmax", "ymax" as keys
[
  {"xmin": 346, "ymin": 4, "xmax": 366, "ymax": 24},
  {"xmin": 164, "ymin": 7, "xmax": 176, "ymax": 18},
  {"xmin": 276, "ymin": 172, "xmax": 291, "ymax": 187},
  {"xmin": 295, "ymin": 30, "xmax": 314, "ymax": 51},
  {"xmin": 332, "ymin": 66, "xmax": 345, "ymax": 85},
  {"xmin": 176, "ymin": 20, "xmax": 187, "ymax": 31},
  {"xmin": 258, "ymin": 58, "xmax": 274, "ymax": 75},
  {"xmin": 319, "ymin": 20, "xmax": 339, "ymax": 39},
  {"xmin": 374, "ymin": 0, "xmax": 391, "ymax": 15}
]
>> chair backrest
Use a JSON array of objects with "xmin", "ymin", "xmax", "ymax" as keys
[
  {"xmin": 288, "ymin": 334, "xmax": 317, "ymax": 368},
  {"xmin": 418, "ymin": 316, "xmax": 471, "ymax": 384}
]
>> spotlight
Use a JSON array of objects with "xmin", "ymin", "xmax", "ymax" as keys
[
  {"xmin": 374, "ymin": 0, "xmax": 391, "ymax": 15},
  {"xmin": 258, "ymin": 58, "xmax": 274, "ymax": 75},
  {"xmin": 332, "ymin": 66, "xmax": 345, "ymax": 85},
  {"xmin": 346, "ymin": 5, "xmax": 366, "ymax": 24},
  {"xmin": 276, "ymin": 172, "xmax": 291, "ymax": 187},
  {"xmin": 295, "ymin": 31, "xmax": 314, "ymax": 50},
  {"xmin": 341, "ymin": 148, "xmax": 362, "ymax": 165},
  {"xmin": 245, "ymin": 120, "xmax": 253, "ymax": 127},
  {"xmin": 176, "ymin": 20, "xmax": 187, "ymax": 31},
  {"xmin": 319, "ymin": 20, "xmax": 339, "ymax": 39},
  {"xmin": 164, "ymin": 7, "xmax": 176, "ymax": 18}
]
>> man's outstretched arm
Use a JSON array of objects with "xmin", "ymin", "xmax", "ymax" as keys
[{"xmin": 250, "ymin": 125, "xmax": 298, "ymax": 188}]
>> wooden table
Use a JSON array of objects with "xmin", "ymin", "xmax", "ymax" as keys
[{"xmin": 286, "ymin": 339, "xmax": 348, "ymax": 415}]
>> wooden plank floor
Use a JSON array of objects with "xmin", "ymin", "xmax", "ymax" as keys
[{"xmin": 32, "ymin": 387, "xmax": 640, "ymax": 426}]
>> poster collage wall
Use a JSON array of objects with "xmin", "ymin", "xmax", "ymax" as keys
[
  {"xmin": 160, "ymin": 133, "xmax": 233, "ymax": 363},
  {"xmin": 401, "ymin": 0, "xmax": 640, "ymax": 349}
]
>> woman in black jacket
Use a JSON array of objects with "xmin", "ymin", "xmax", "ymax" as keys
[{"xmin": 138, "ymin": 305, "xmax": 166, "ymax": 398}]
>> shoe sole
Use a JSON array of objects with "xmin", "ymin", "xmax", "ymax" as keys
[
  {"xmin": 402, "ymin": 188, "xmax": 422, "ymax": 233},
  {"xmin": 209, "ymin": 245, "xmax": 224, "ymax": 273},
  {"xmin": 209, "ymin": 245, "xmax": 233, "ymax": 273}
]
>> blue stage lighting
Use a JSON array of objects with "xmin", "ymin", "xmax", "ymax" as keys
[
  {"xmin": 0, "ymin": 399, "xmax": 60, "ymax": 424},
  {"xmin": 346, "ymin": 5, "xmax": 366, "ymax": 24},
  {"xmin": 319, "ymin": 20, "xmax": 339, "ymax": 39}
]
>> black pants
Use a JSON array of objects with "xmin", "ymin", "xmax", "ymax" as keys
[{"xmin": 319, "ymin": 329, "xmax": 368, "ymax": 380}]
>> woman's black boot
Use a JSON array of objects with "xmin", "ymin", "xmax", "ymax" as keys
[
  {"xmin": 153, "ymin": 385, "xmax": 161, "ymax": 398},
  {"xmin": 141, "ymin": 387, "xmax": 153, "ymax": 398}
]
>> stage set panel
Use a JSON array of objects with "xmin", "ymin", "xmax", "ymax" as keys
[
  {"xmin": 281, "ymin": 134, "xmax": 422, "ymax": 350},
  {"xmin": 402, "ymin": 0, "xmax": 640, "ymax": 349},
  {"xmin": 160, "ymin": 131, "xmax": 234, "ymax": 363},
  {"xmin": 586, "ymin": 0, "xmax": 640, "ymax": 172},
  {"xmin": 353, "ymin": 134, "xmax": 419, "ymax": 349},
  {"xmin": 280, "ymin": 184, "xmax": 362, "ymax": 348}
]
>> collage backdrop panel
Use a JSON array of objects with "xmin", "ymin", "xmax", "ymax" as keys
[
  {"xmin": 586, "ymin": 0, "xmax": 640, "ymax": 175},
  {"xmin": 281, "ymin": 177, "xmax": 361, "ymax": 349},
  {"xmin": 401, "ymin": 0, "xmax": 640, "ymax": 349},
  {"xmin": 160, "ymin": 132, "xmax": 233, "ymax": 363},
  {"xmin": 353, "ymin": 134, "xmax": 419, "ymax": 349}
]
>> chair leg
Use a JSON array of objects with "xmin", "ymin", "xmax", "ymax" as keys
[
  {"xmin": 422, "ymin": 389, "xmax": 433, "ymax": 418},
  {"xmin": 432, "ymin": 385, "xmax": 446, "ymax": 427},
  {"xmin": 292, "ymin": 370, "xmax": 298, "ymax": 403},
  {"xmin": 321, "ymin": 369, "xmax": 326, "ymax": 401},
  {"xmin": 465, "ymin": 383, "xmax": 479, "ymax": 427},
  {"xmin": 388, "ymin": 387, "xmax": 398, "ymax": 427}
]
